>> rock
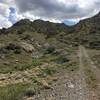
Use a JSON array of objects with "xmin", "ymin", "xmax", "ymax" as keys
[
  {"xmin": 42, "ymin": 43, "xmax": 50, "ymax": 49},
  {"xmin": 51, "ymin": 77, "xmax": 58, "ymax": 81},
  {"xmin": 3, "ymin": 62, "xmax": 10, "ymax": 65},
  {"xmin": 20, "ymin": 42, "xmax": 35, "ymax": 53},
  {"xmin": 0, "ymin": 77, "xmax": 6, "ymax": 81},
  {"xmin": 0, "ymin": 54, "xmax": 5, "ymax": 59},
  {"xmin": 47, "ymin": 76, "xmax": 58, "ymax": 82},
  {"xmin": 15, "ymin": 60, "xmax": 19, "ymax": 62},
  {"xmin": 35, "ymin": 42, "xmax": 41, "ymax": 48},
  {"xmin": 68, "ymin": 82, "xmax": 74, "ymax": 88},
  {"xmin": 26, "ymin": 97, "xmax": 34, "ymax": 100},
  {"xmin": 40, "ymin": 80, "xmax": 52, "ymax": 89},
  {"xmin": 14, "ymin": 74, "xmax": 23, "ymax": 80},
  {"xmin": 32, "ymin": 52, "xmax": 43, "ymax": 59}
]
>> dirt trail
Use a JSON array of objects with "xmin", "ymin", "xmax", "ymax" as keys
[
  {"xmin": 78, "ymin": 46, "xmax": 90, "ymax": 100},
  {"xmin": 82, "ymin": 46, "xmax": 100, "ymax": 81},
  {"xmin": 33, "ymin": 72, "xmax": 89, "ymax": 100},
  {"xmin": 31, "ymin": 46, "xmax": 91, "ymax": 100},
  {"xmin": 80, "ymin": 46, "xmax": 100, "ymax": 99}
]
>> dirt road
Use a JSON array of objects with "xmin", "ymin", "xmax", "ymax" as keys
[
  {"xmin": 80, "ymin": 46, "xmax": 100, "ymax": 99},
  {"xmin": 32, "ymin": 46, "xmax": 91, "ymax": 100},
  {"xmin": 82, "ymin": 46, "xmax": 100, "ymax": 81}
]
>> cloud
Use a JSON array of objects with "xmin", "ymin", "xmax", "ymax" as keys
[
  {"xmin": 15, "ymin": 0, "xmax": 100, "ymax": 21},
  {"xmin": 0, "ymin": 0, "xmax": 100, "ymax": 28},
  {"xmin": 0, "ymin": 3, "xmax": 10, "ymax": 17},
  {"xmin": 0, "ymin": 3, "xmax": 12, "ymax": 28},
  {"xmin": 0, "ymin": 15, "xmax": 12, "ymax": 29},
  {"xmin": 0, "ymin": 0, "xmax": 23, "ymax": 28}
]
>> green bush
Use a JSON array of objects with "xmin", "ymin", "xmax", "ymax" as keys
[
  {"xmin": 32, "ymin": 59, "xmax": 42, "ymax": 66},
  {"xmin": 46, "ymin": 46, "xmax": 55, "ymax": 54},
  {"xmin": 0, "ymin": 84, "xmax": 28, "ymax": 100},
  {"xmin": 57, "ymin": 56, "xmax": 69, "ymax": 63},
  {"xmin": 24, "ymin": 88, "xmax": 35, "ymax": 97},
  {"xmin": 14, "ymin": 48, "xmax": 22, "ymax": 54},
  {"xmin": 41, "ymin": 68, "xmax": 56, "ymax": 75}
]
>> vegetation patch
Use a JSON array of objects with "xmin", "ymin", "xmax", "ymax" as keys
[
  {"xmin": 63, "ymin": 60, "xmax": 79, "ymax": 72},
  {"xmin": 0, "ymin": 83, "xmax": 29, "ymax": 100},
  {"xmin": 87, "ymin": 49, "xmax": 100, "ymax": 69},
  {"xmin": 85, "ymin": 68, "xmax": 97, "ymax": 89},
  {"xmin": 41, "ymin": 67, "xmax": 56, "ymax": 76},
  {"xmin": 83, "ymin": 58, "xmax": 98, "ymax": 89}
]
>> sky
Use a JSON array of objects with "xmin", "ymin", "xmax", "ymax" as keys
[{"xmin": 0, "ymin": 0, "xmax": 100, "ymax": 28}]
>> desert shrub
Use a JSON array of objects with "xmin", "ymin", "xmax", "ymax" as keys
[
  {"xmin": 0, "ymin": 84, "xmax": 28, "ymax": 100},
  {"xmin": 52, "ymin": 55, "xmax": 69, "ymax": 64},
  {"xmin": 17, "ymin": 30, "xmax": 23, "ymax": 34},
  {"xmin": 32, "ymin": 59, "xmax": 43, "ymax": 66},
  {"xmin": 24, "ymin": 88, "xmax": 35, "ymax": 97},
  {"xmin": 14, "ymin": 48, "xmax": 22, "ymax": 54},
  {"xmin": 6, "ymin": 43, "xmax": 16, "ymax": 50},
  {"xmin": 46, "ymin": 46, "xmax": 55, "ymax": 54},
  {"xmin": 5, "ymin": 43, "xmax": 22, "ymax": 54},
  {"xmin": 14, "ymin": 64, "xmax": 32, "ymax": 71},
  {"xmin": 23, "ymin": 34, "xmax": 31, "ymax": 40},
  {"xmin": 41, "ymin": 68, "xmax": 56, "ymax": 75},
  {"xmin": 6, "ymin": 43, "xmax": 21, "ymax": 50},
  {"xmin": 58, "ymin": 56, "xmax": 69, "ymax": 63}
]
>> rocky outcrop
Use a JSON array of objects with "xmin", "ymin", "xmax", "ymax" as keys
[{"xmin": 20, "ymin": 42, "xmax": 35, "ymax": 53}]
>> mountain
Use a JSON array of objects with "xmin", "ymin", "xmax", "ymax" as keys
[
  {"xmin": 0, "ymin": 12, "xmax": 100, "ymax": 48},
  {"xmin": 0, "ymin": 10, "xmax": 100, "ymax": 100},
  {"xmin": 74, "ymin": 12, "xmax": 100, "ymax": 48},
  {"xmin": 0, "ymin": 12, "xmax": 99, "ymax": 73},
  {"xmin": 0, "ymin": 12, "xmax": 100, "ymax": 50},
  {"xmin": 6, "ymin": 19, "xmax": 74, "ymax": 38},
  {"xmin": 0, "ymin": 18, "xmax": 73, "ymax": 74}
]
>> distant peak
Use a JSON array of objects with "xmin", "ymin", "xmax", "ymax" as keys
[
  {"xmin": 13, "ymin": 19, "xmax": 31, "ymax": 26},
  {"xmin": 34, "ymin": 19, "xmax": 44, "ymax": 22},
  {"xmin": 96, "ymin": 11, "xmax": 100, "ymax": 16}
]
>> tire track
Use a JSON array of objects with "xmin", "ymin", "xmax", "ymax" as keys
[
  {"xmin": 30, "ymin": 47, "xmax": 91, "ymax": 100},
  {"xmin": 81, "ymin": 46, "xmax": 100, "ymax": 99},
  {"xmin": 78, "ymin": 46, "xmax": 90, "ymax": 100}
]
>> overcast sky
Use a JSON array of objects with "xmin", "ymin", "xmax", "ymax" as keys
[{"xmin": 0, "ymin": 0, "xmax": 100, "ymax": 28}]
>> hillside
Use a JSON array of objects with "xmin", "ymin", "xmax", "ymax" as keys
[
  {"xmin": 0, "ymin": 12, "xmax": 100, "ymax": 100},
  {"xmin": 74, "ymin": 12, "xmax": 100, "ymax": 48},
  {"xmin": 56, "ymin": 12, "xmax": 100, "ymax": 49},
  {"xmin": 0, "ymin": 12, "xmax": 100, "ymax": 72},
  {"xmin": 6, "ymin": 19, "xmax": 72, "ymax": 37},
  {"xmin": 0, "ymin": 18, "xmax": 74, "ymax": 72}
]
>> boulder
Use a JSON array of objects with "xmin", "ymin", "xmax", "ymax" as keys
[
  {"xmin": 39, "ymin": 80, "xmax": 52, "ymax": 89},
  {"xmin": 20, "ymin": 42, "xmax": 35, "ymax": 53},
  {"xmin": 32, "ymin": 51, "xmax": 43, "ymax": 59}
]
